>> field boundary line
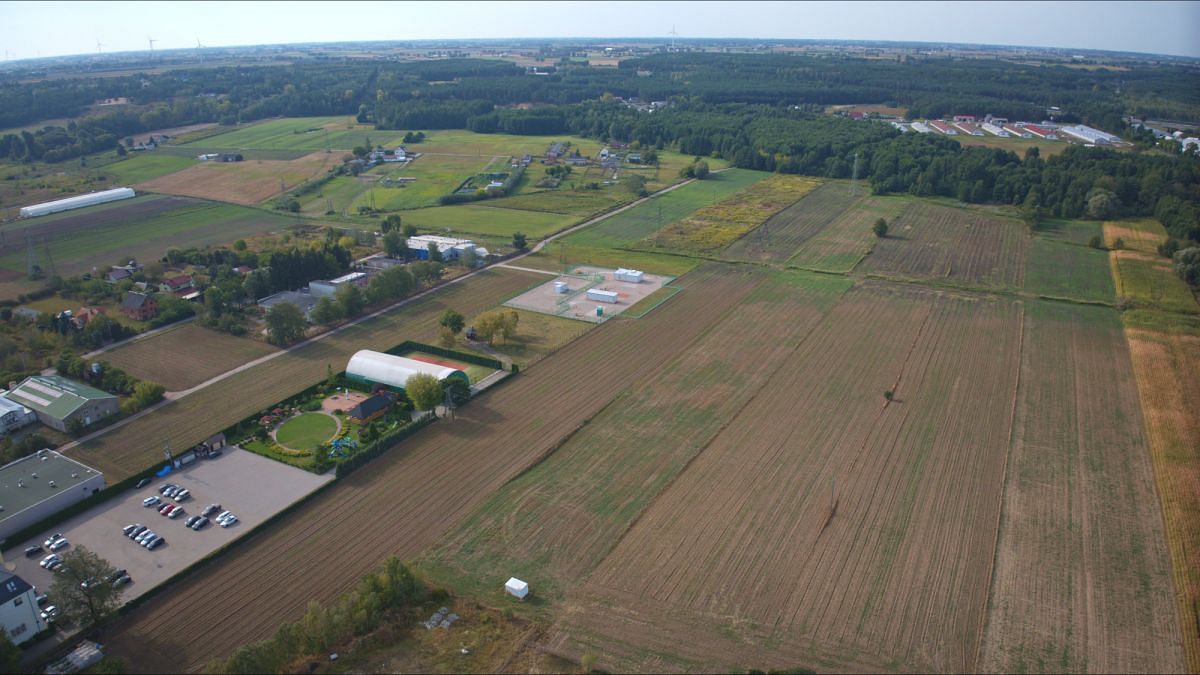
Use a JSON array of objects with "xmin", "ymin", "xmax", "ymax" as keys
[{"xmin": 974, "ymin": 299, "xmax": 1026, "ymax": 671}]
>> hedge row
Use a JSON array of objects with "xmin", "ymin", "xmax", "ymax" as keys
[
  {"xmin": 386, "ymin": 340, "xmax": 504, "ymax": 371},
  {"xmin": 335, "ymin": 413, "xmax": 436, "ymax": 479}
]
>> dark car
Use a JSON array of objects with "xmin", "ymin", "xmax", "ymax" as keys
[
  {"xmin": 147, "ymin": 537, "xmax": 165, "ymax": 550},
  {"xmin": 128, "ymin": 525, "xmax": 148, "ymax": 539},
  {"xmin": 190, "ymin": 517, "xmax": 209, "ymax": 531},
  {"xmin": 122, "ymin": 523, "xmax": 142, "ymax": 536},
  {"xmin": 202, "ymin": 504, "xmax": 221, "ymax": 517},
  {"xmin": 35, "ymin": 594, "xmax": 48, "ymax": 607},
  {"xmin": 135, "ymin": 478, "xmax": 151, "ymax": 489},
  {"xmin": 106, "ymin": 569, "xmax": 127, "ymax": 584},
  {"xmin": 24, "ymin": 545, "xmax": 43, "ymax": 557},
  {"xmin": 113, "ymin": 575, "xmax": 132, "ymax": 588}
]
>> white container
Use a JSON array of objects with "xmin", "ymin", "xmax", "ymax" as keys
[
  {"xmin": 586, "ymin": 289, "xmax": 619, "ymax": 303},
  {"xmin": 505, "ymin": 577, "xmax": 529, "ymax": 599}
]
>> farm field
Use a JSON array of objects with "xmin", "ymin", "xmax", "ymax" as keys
[
  {"xmin": 457, "ymin": 308, "xmax": 594, "ymax": 369},
  {"xmin": 1104, "ymin": 219, "xmax": 1199, "ymax": 314},
  {"xmin": 857, "ymin": 201, "xmax": 1028, "ymax": 290},
  {"xmin": 399, "ymin": 203, "xmax": 578, "ymax": 240},
  {"xmin": 99, "ymin": 323, "xmax": 280, "ymax": 392},
  {"xmin": 952, "ymin": 134, "xmax": 1070, "ymax": 158},
  {"xmin": 636, "ymin": 175, "xmax": 822, "ymax": 254},
  {"xmin": 178, "ymin": 116, "xmax": 405, "ymax": 153},
  {"xmin": 0, "ymin": 196, "xmax": 297, "ymax": 300},
  {"xmin": 98, "ymin": 265, "xmax": 765, "ymax": 673},
  {"xmin": 785, "ymin": 194, "xmax": 912, "ymax": 272},
  {"xmin": 1124, "ymin": 327, "xmax": 1200, "ymax": 671},
  {"xmin": 723, "ymin": 180, "xmax": 863, "ymax": 263},
  {"xmin": 980, "ymin": 301, "xmax": 1182, "ymax": 673},
  {"xmin": 345, "ymin": 154, "xmax": 486, "ymax": 212},
  {"xmin": 102, "ymin": 153, "xmax": 197, "ymax": 184},
  {"xmin": 137, "ymin": 151, "xmax": 340, "ymax": 205},
  {"xmin": 419, "ymin": 269, "xmax": 852, "ymax": 606},
  {"xmin": 486, "ymin": 188, "xmax": 626, "ymax": 216},
  {"xmin": 1024, "ymin": 237, "xmax": 1115, "ymax": 303},
  {"xmin": 550, "ymin": 282, "xmax": 1025, "ymax": 672},
  {"xmin": 561, "ymin": 169, "xmax": 767, "ymax": 250}
]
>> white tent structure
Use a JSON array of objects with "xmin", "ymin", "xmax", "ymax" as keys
[
  {"xmin": 345, "ymin": 350, "xmax": 468, "ymax": 391},
  {"xmin": 505, "ymin": 577, "xmax": 529, "ymax": 600},
  {"xmin": 19, "ymin": 187, "xmax": 135, "ymax": 218}
]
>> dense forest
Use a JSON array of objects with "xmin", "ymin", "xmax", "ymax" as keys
[{"xmin": 2, "ymin": 51, "xmax": 1198, "ymax": 239}]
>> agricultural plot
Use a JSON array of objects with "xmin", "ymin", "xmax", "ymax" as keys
[
  {"xmin": 179, "ymin": 116, "xmax": 406, "ymax": 153},
  {"xmin": 347, "ymin": 155, "xmax": 485, "ymax": 212},
  {"xmin": 562, "ymin": 169, "xmax": 767, "ymax": 250},
  {"xmin": 67, "ymin": 268, "xmax": 546, "ymax": 481},
  {"xmin": 137, "ymin": 151, "xmax": 340, "ymax": 205},
  {"xmin": 399, "ymin": 203, "xmax": 578, "ymax": 240},
  {"xmin": 98, "ymin": 265, "xmax": 764, "ymax": 673},
  {"xmin": 100, "ymin": 323, "xmax": 279, "ymax": 392},
  {"xmin": 786, "ymin": 195, "xmax": 912, "ymax": 273},
  {"xmin": 102, "ymin": 153, "xmax": 197, "ymax": 184},
  {"xmin": 1037, "ymin": 218, "xmax": 1103, "ymax": 247},
  {"xmin": 858, "ymin": 201, "xmax": 1028, "ymax": 290},
  {"xmin": 980, "ymin": 301, "xmax": 1183, "ymax": 673},
  {"xmin": 410, "ymin": 129, "xmax": 603, "ymax": 159},
  {"xmin": 1125, "ymin": 328, "xmax": 1200, "ymax": 671},
  {"xmin": 551, "ymin": 282, "xmax": 1024, "ymax": 673},
  {"xmin": 0, "ymin": 197, "xmax": 296, "ymax": 300},
  {"xmin": 1103, "ymin": 219, "xmax": 1199, "ymax": 314},
  {"xmin": 722, "ymin": 180, "xmax": 862, "ymax": 262},
  {"xmin": 487, "ymin": 189, "xmax": 626, "ymax": 216},
  {"xmin": 420, "ymin": 269, "xmax": 851, "ymax": 606},
  {"xmin": 635, "ymin": 175, "xmax": 821, "ymax": 254},
  {"xmin": 457, "ymin": 308, "xmax": 593, "ymax": 369},
  {"xmin": 1024, "ymin": 238, "xmax": 1115, "ymax": 303}
]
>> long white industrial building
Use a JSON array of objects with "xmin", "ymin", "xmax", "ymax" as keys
[
  {"xmin": 18, "ymin": 187, "xmax": 136, "ymax": 218},
  {"xmin": 346, "ymin": 350, "xmax": 469, "ymax": 391}
]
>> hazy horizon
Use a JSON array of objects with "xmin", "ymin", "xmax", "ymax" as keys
[{"xmin": 2, "ymin": 1, "xmax": 1199, "ymax": 62}]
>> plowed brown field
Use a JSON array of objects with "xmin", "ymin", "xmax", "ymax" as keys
[
  {"xmin": 137, "ymin": 151, "xmax": 339, "ymax": 205},
  {"xmin": 549, "ymin": 283, "xmax": 1024, "ymax": 672},
  {"xmin": 100, "ymin": 323, "xmax": 278, "ymax": 392},
  {"xmin": 100, "ymin": 264, "xmax": 764, "ymax": 673},
  {"xmin": 68, "ymin": 268, "xmax": 542, "ymax": 480},
  {"xmin": 980, "ymin": 302, "xmax": 1183, "ymax": 673}
]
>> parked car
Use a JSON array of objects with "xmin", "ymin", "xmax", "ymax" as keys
[
  {"xmin": 142, "ymin": 496, "xmax": 161, "ymax": 507},
  {"xmin": 157, "ymin": 483, "xmax": 174, "ymax": 494},
  {"xmin": 46, "ymin": 561, "xmax": 62, "ymax": 572},
  {"xmin": 146, "ymin": 537, "xmax": 165, "ymax": 550},
  {"xmin": 43, "ymin": 533, "xmax": 64, "ymax": 548},
  {"xmin": 122, "ymin": 524, "xmax": 138, "ymax": 536},
  {"xmin": 190, "ymin": 517, "xmax": 209, "ymax": 531},
  {"xmin": 218, "ymin": 514, "xmax": 238, "ymax": 528},
  {"xmin": 135, "ymin": 478, "xmax": 151, "ymax": 489},
  {"xmin": 106, "ymin": 569, "xmax": 127, "ymax": 584},
  {"xmin": 215, "ymin": 511, "xmax": 231, "ymax": 522},
  {"xmin": 113, "ymin": 575, "xmax": 132, "ymax": 587},
  {"xmin": 39, "ymin": 554, "xmax": 59, "ymax": 568},
  {"xmin": 202, "ymin": 504, "xmax": 221, "ymax": 517},
  {"xmin": 35, "ymin": 594, "xmax": 49, "ymax": 607},
  {"xmin": 168, "ymin": 507, "xmax": 185, "ymax": 520},
  {"xmin": 135, "ymin": 530, "xmax": 155, "ymax": 544},
  {"xmin": 80, "ymin": 578, "xmax": 98, "ymax": 590},
  {"xmin": 185, "ymin": 515, "xmax": 200, "ymax": 528},
  {"xmin": 40, "ymin": 606, "xmax": 57, "ymax": 621},
  {"xmin": 128, "ymin": 525, "xmax": 148, "ymax": 539},
  {"xmin": 159, "ymin": 503, "xmax": 175, "ymax": 516},
  {"xmin": 173, "ymin": 489, "xmax": 190, "ymax": 502},
  {"xmin": 48, "ymin": 538, "xmax": 69, "ymax": 552},
  {"xmin": 24, "ymin": 545, "xmax": 43, "ymax": 557}
]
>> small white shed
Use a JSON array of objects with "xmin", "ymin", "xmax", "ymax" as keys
[
  {"xmin": 587, "ymin": 288, "xmax": 619, "ymax": 303},
  {"xmin": 614, "ymin": 268, "xmax": 644, "ymax": 283},
  {"xmin": 505, "ymin": 577, "xmax": 529, "ymax": 600}
]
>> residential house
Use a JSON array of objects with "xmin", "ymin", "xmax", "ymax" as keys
[
  {"xmin": 0, "ymin": 571, "xmax": 46, "ymax": 645},
  {"xmin": 71, "ymin": 307, "xmax": 104, "ymax": 330},
  {"xmin": 120, "ymin": 291, "xmax": 157, "ymax": 321},
  {"xmin": 160, "ymin": 275, "xmax": 194, "ymax": 294},
  {"xmin": 348, "ymin": 394, "xmax": 391, "ymax": 423},
  {"xmin": 104, "ymin": 268, "xmax": 132, "ymax": 284}
]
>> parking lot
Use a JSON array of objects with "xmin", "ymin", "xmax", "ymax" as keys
[{"xmin": 5, "ymin": 447, "xmax": 332, "ymax": 605}]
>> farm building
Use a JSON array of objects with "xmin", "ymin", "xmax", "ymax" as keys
[
  {"xmin": 1002, "ymin": 124, "xmax": 1033, "ymax": 138},
  {"xmin": 120, "ymin": 291, "xmax": 157, "ymax": 320},
  {"xmin": 928, "ymin": 121, "xmax": 957, "ymax": 135},
  {"xmin": 257, "ymin": 290, "xmax": 319, "ymax": 321},
  {"xmin": 952, "ymin": 122, "xmax": 984, "ymax": 136},
  {"xmin": 909, "ymin": 121, "xmax": 931, "ymax": 133},
  {"xmin": 348, "ymin": 394, "xmax": 391, "ymax": 423},
  {"xmin": 0, "ymin": 397, "xmax": 36, "ymax": 435},
  {"xmin": 980, "ymin": 122, "xmax": 1010, "ymax": 137},
  {"xmin": 587, "ymin": 288, "xmax": 620, "ymax": 303},
  {"xmin": 0, "ymin": 570, "xmax": 46, "ymax": 644},
  {"xmin": 18, "ymin": 187, "xmax": 135, "ymax": 218},
  {"xmin": 346, "ymin": 350, "xmax": 469, "ymax": 391},
  {"xmin": 0, "ymin": 449, "xmax": 105, "ymax": 545},
  {"xmin": 4, "ymin": 376, "xmax": 118, "ymax": 433},
  {"xmin": 406, "ymin": 235, "xmax": 487, "ymax": 262},
  {"xmin": 1059, "ymin": 124, "xmax": 1122, "ymax": 145},
  {"xmin": 1023, "ymin": 124, "xmax": 1058, "ymax": 140},
  {"xmin": 309, "ymin": 272, "xmax": 367, "ymax": 298}
]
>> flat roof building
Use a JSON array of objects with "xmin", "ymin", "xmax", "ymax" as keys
[
  {"xmin": 257, "ymin": 290, "xmax": 320, "ymax": 322},
  {"xmin": 4, "ymin": 375, "xmax": 118, "ymax": 433},
  {"xmin": 0, "ymin": 449, "xmax": 105, "ymax": 545},
  {"xmin": 1059, "ymin": 124, "xmax": 1121, "ymax": 145}
]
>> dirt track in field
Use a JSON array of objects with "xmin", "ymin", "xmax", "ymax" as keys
[
  {"xmin": 549, "ymin": 283, "xmax": 1025, "ymax": 672},
  {"xmin": 100, "ymin": 264, "xmax": 762, "ymax": 673},
  {"xmin": 980, "ymin": 303, "xmax": 1183, "ymax": 673}
]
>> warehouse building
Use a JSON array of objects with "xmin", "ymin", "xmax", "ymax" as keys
[
  {"xmin": 1059, "ymin": 124, "xmax": 1122, "ymax": 145},
  {"xmin": 346, "ymin": 350, "xmax": 469, "ymax": 392},
  {"xmin": 909, "ymin": 121, "xmax": 931, "ymax": 133},
  {"xmin": 0, "ymin": 397, "xmax": 36, "ymax": 435},
  {"xmin": 0, "ymin": 570, "xmax": 46, "ymax": 644},
  {"xmin": 406, "ymin": 235, "xmax": 488, "ymax": 262},
  {"xmin": 980, "ymin": 123, "xmax": 1010, "ymax": 137},
  {"xmin": 18, "ymin": 187, "xmax": 135, "ymax": 218},
  {"xmin": 928, "ymin": 120, "xmax": 957, "ymax": 135},
  {"xmin": 1022, "ymin": 124, "xmax": 1058, "ymax": 140},
  {"xmin": 0, "ymin": 449, "xmax": 105, "ymax": 545},
  {"xmin": 3, "ymin": 375, "xmax": 119, "ymax": 433},
  {"xmin": 309, "ymin": 272, "xmax": 367, "ymax": 298}
]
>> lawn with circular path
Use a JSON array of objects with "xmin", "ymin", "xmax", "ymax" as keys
[{"xmin": 274, "ymin": 412, "xmax": 339, "ymax": 452}]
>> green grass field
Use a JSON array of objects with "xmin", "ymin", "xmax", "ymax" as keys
[
  {"xmin": 1112, "ymin": 253, "xmax": 1199, "ymax": 314},
  {"xmin": 400, "ymin": 204, "xmax": 578, "ymax": 240},
  {"xmin": 180, "ymin": 116, "xmax": 407, "ymax": 152},
  {"xmin": 1024, "ymin": 237, "xmax": 1116, "ymax": 303},
  {"xmin": 103, "ymin": 154, "xmax": 198, "ymax": 184},
  {"xmin": 348, "ymin": 155, "xmax": 487, "ymax": 212},
  {"xmin": 486, "ymin": 189, "xmax": 626, "ymax": 216},
  {"xmin": 561, "ymin": 169, "xmax": 768, "ymax": 250},
  {"xmin": 1037, "ymin": 218, "xmax": 1103, "ymax": 247},
  {"xmin": 275, "ymin": 413, "xmax": 339, "ymax": 451}
]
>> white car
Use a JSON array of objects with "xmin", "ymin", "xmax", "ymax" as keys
[
  {"xmin": 39, "ymin": 554, "xmax": 60, "ymax": 568},
  {"xmin": 142, "ymin": 495, "xmax": 161, "ymax": 507},
  {"xmin": 47, "ymin": 538, "xmax": 69, "ymax": 552},
  {"xmin": 43, "ymin": 533, "xmax": 64, "ymax": 548},
  {"xmin": 168, "ymin": 507, "xmax": 185, "ymax": 520},
  {"xmin": 218, "ymin": 514, "xmax": 238, "ymax": 528}
]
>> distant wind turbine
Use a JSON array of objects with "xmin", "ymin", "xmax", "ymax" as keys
[
  {"xmin": 96, "ymin": 41, "xmax": 104, "ymax": 54},
  {"xmin": 669, "ymin": 25, "xmax": 678, "ymax": 51},
  {"xmin": 196, "ymin": 38, "xmax": 205, "ymax": 49},
  {"xmin": 147, "ymin": 36, "xmax": 157, "ymax": 51}
]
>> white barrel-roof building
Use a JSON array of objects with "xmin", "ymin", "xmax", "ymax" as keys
[
  {"xmin": 345, "ymin": 350, "xmax": 468, "ymax": 391},
  {"xmin": 18, "ymin": 187, "xmax": 136, "ymax": 218}
]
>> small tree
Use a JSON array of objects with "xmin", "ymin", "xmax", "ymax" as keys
[
  {"xmin": 873, "ymin": 218, "xmax": 888, "ymax": 238},
  {"xmin": 0, "ymin": 633, "xmax": 20, "ymax": 672},
  {"xmin": 49, "ymin": 546, "xmax": 124, "ymax": 629},
  {"xmin": 440, "ymin": 309, "xmax": 465, "ymax": 335},
  {"xmin": 309, "ymin": 296, "xmax": 341, "ymax": 325},
  {"xmin": 426, "ymin": 242, "xmax": 443, "ymax": 263},
  {"xmin": 265, "ymin": 302, "xmax": 308, "ymax": 346},
  {"xmin": 693, "ymin": 160, "xmax": 710, "ymax": 179},
  {"xmin": 405, "ymin": 373, "xmax": 442, "ymax": 411},
  {"xmin": 1175, "ymin": 247, "xmax": 1200, "ymax": 286},
  {"xmin": 1088, "ymin": 235, "xmax": 1105, "ymax": 250},
  {"xmin": 401, "ymin": 223, "xmax": 418, "ymax": 238},
  {"xmin": 334, "ymin": 283, "xmax": 365, "ymax": 318},
  {"xmin": 383, "ymin": 231, "xmax": 404, "ymax": 258},
  {"xmin": 512, "ymin": 232, "xmax": 528, "ymax": 251}
]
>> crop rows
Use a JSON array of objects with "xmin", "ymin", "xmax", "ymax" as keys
[
  {"xmin": 787, "ymin": 195, "xmax": 912, "ymax": 272},
  {"xmin": 138, "ymin": 151, "xmax": 339, "ymax": 205},
  {"xmin": 100, "ymin": 323, "xmax": 280, "ymax": 392},
  {"xmin": 554, "ymin": 283, "xmax": 1023, "ymax": 672},
  {"xmin": 722, "ymin": 180, "xmax": 862, "ymax": 262}
]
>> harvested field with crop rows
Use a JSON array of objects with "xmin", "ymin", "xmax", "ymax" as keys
[
  {"xmin": 100, "ymin": 323, "xmax": 279, "ymax": 392},
  {"xmin": 723, "ymin": 180, "xmax": 862, "ymax": 262}
]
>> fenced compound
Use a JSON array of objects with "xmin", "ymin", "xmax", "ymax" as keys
[{"xmin": 503, "ymin": 265, "xmax": 674, "ymax": 323}]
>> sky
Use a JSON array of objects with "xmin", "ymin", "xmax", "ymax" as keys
[{"xmin": 2, "ymin": 0, "xmax": 1199, "ymax": 61}]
